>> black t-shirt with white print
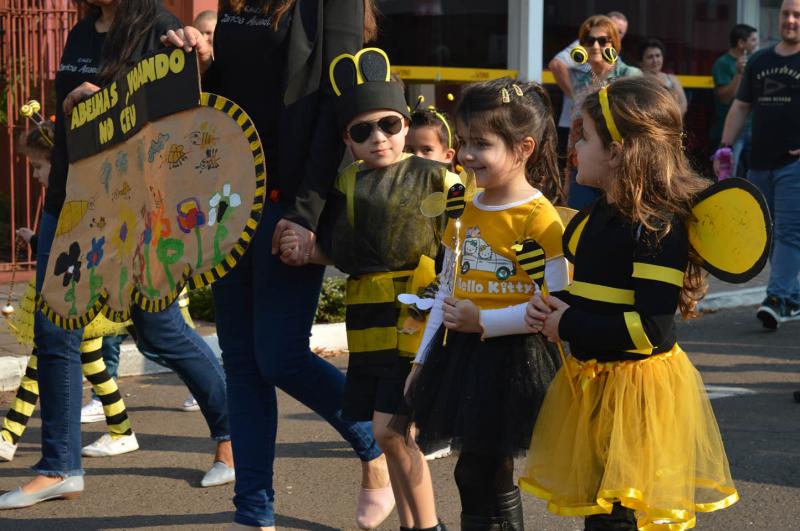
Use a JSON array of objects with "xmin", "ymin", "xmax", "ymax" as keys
[
  {"xmin": 737, "ymin": 46, "xmax": 800, "ymax": 170},
  {"xmin": 45, "ymin": 9, "xmax": 180, "ymax": 216},
  {"xmin": 45, "ymin": 15, "xmax": 105, "ymax": 216},
  {"xmin": 202, "ymin": 2, "xmax": 291, "ymax": 177}
]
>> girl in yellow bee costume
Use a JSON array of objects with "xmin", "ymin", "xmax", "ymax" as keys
[{"xmin": 521, "ymin": 76, "xmax": 769, "ymax": 530}]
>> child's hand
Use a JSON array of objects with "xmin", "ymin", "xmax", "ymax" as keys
[
  {"xmin": 541, "ymin": 296, "xmax": 569, "ymax": 343},
  {"xmin": 15, "ymin": 227, "xmax": 34, "ymax": 243},
  {"xmin": 525, "ymin": 293, "xmax": 551, "ymax": 333},
  {"xmin": 442, "ymin": 297, "xmax": 482, "ymax": 333},
  {"xmin": 279, "ymin": 230, "xmax": 302, "ymax": 263}
]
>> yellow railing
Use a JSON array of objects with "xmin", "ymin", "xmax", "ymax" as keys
[{"xmin": 393, "ymin": 66, "xmax": 715, "ymax": 89}]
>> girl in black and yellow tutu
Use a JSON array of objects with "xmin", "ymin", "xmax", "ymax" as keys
[
  {"xmin": 521, "ymin": 76, "xmax": 741, "ymax": 530},
  {"xmin": 401, "ymin": 78, "xmax": 569, "ymax": 530}
]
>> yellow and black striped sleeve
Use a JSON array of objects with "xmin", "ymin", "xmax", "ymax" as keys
[{"xmin": 559, "ymin": 223, "xmax": 689, "ymax": 355}]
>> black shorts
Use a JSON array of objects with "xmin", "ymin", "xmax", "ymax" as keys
[{"xmin": 342, "ymin": 357, "xmax": 413, "ymax": 421}]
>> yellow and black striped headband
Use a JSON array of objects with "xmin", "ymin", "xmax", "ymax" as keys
[{"xmin": 598, "ymin": 86, "xmax": 622, "ymax": 143}]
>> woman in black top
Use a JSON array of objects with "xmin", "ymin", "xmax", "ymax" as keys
[
  {"xmin": 164, "ymin": 2, "xmax": 391, "ymax": 529},
  {"xmin": 0, "ymin": 0, "xmax": 233, "ymax": 511}
]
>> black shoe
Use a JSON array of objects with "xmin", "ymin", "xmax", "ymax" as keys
[
  {"xmin": 461, "ymin": 489, "xmax": 524, "ymax": 530},
  {"xmin": 584, "ymin": 502, "xmax": 637, "ymax": 530},
  {"xmin": 756, "ymin": 295, "xmax": 784, "ymax": 330},
  {"xmin": 496, "ymin": 488, "xmax": 524, "ymax": 530},
  {"xmin": 461, "ymin": 513, "xmax": 508, "ymax": 530},
  {"xmin": 794, "ymin": 390, "xmax": 800, "ymax": 403},
  {"xmin": 785, "ymin": 300, "xmax": 800, "ymax": 323}
]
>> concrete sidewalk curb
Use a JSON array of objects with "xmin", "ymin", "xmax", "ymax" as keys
[
  {"xmin": 697, "ymin": 286, "xmax": 766, "ymax": 312},
  {"xmin": 0, "ymin": 285, "xmax": 766, "ymax": 392},
  {"xmin": 0, "ymin": 322, "xmax": 348, "ymax": 392}
]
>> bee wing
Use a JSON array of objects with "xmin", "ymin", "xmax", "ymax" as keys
[{"xmin": 420, "ymin": 191, "xmax": 447, "ymax": 218}]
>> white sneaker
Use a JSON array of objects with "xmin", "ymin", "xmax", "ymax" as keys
[
  {"xmin": 81, "ymin": 433, "xmax": 139, "ymax": 457},
  {"xmin": 424, "ymin": 444, "xmax": 452, "ymax": 461},
  {"xmin": 181, "ymin": 394, "xmax": 200, "ymax": 412},
  {"xmin": 0, "ymin": 439, "xmax": 17, "ymax": 461},
  {"xmin": 80, "ymin": 398, "xmax": 105, "ymax": 424}
]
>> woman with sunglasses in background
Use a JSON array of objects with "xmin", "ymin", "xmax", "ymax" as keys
[
  {"xmin": 564, "ymin": 15, "xmax": 641, "ymax": 209},
  {"xmin": 162, "ymin": 2, "xmax": 394, "ymax": 530}
]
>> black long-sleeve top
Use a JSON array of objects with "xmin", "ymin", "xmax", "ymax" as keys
[
  {"xmin": 203, "ymin": 0, "xmax": 364, "ymax": 232},
  {"xmin": 45, "ymin": 7, "xmax": 181, "ymax": 217},
  {"xmin": 556, "ymin": 198, "xmax": 689, "ymax": 362}
]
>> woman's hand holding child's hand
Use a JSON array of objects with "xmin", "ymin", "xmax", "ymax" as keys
[{"xmin": 442, "ymin": 297, "xmax": 482, "ymax": 333}]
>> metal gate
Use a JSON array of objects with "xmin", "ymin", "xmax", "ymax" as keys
[{"xmin": 0, "ymin": 0, "xmax": 78, "ymax": 273}]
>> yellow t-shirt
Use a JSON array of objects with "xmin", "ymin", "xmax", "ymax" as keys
[{"xmin": 444, "ymin": 191, "xmax": 564, "ymax": 310}]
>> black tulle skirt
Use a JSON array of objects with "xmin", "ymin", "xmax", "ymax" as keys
[{"xmin": 400, "ymin": 326, "xmax": 561, "ymax": 457}]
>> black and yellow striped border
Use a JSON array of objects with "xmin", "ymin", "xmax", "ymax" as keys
[
  {"xmin": 37, "ymin": 92, "xmax": 267, "ymax": 328},
  {"xmin": 185, "ymin": 92, "xmax": 266, "ymax": 291}
]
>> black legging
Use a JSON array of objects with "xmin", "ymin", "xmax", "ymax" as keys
[{"xmin": 454, "ymin": 452, "xmax": 515, "ymax": 516}]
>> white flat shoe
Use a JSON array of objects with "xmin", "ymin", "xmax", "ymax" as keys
[
  {"xmin": 201, "ymin": 461, "xmax": 235, "ymax": 487},
  {"xmin": 0, "ymin": 476, "xmax": 84, "ymax": 509}
]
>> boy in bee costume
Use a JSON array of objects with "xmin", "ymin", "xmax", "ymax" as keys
[{"xmin": 281, "ymin": 47, "xmax": 457, "ymax": 531}]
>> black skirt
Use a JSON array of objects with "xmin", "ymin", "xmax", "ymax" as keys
[{"xmin": 404, "ymin": 326, "xmax": 561, "ymax": 457}]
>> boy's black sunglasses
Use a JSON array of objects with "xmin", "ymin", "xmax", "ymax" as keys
[
  {"xmin": 348, "ymin": 116, "xmax": 404, "ymax": 143},
  {"xmin": 581, "ymin": 36, "xmax": 611, "ymax": 47}
]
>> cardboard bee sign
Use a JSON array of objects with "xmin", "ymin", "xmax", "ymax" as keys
[{"xmin": 39, "ymin": 49, "xmax": 266, "ymax": 328}]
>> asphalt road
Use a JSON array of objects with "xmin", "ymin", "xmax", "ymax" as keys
[{"xmin": 0, "ymin": 305, "xmax": 798, "ymax": 530}]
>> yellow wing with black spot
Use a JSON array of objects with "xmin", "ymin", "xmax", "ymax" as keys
[{"xmin": 689, "ymin": 178, "xmax": 771, "ymax": 284}]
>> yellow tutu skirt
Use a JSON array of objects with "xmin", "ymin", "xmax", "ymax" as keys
[{"xmin": 519, "ymin": 344, "xmax": 738, "ymax": 530}]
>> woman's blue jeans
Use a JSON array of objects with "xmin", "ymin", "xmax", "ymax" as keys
[
  {"xmin": 211, "ymin": 204, "xmax": 381, "ymax": 527},
  {"xmin": 33, "ymin": 211, "xmax": 230, "ymax": 478}
]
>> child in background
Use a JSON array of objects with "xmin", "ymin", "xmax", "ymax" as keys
[
  {"xmin": 193, "ymin": 10, "xmax": 217, "ymax": 47},
  {"xmin": 404, "ymin": 103, "xmax": 458, "ymax": 462},
  {"xmin": 521, "ymin": 77, "xmax": 738, "ymax": 530},
  {"xmin": 281, "ymin": 48, "xmax": 456, "ymax": 531},
  {"xmin": 405, "ymin": 105, "xmax": 456, "ymax": 166},
  {"xmin": 402, "ymin": 78, "xmax": 568, "ymax": 530}
]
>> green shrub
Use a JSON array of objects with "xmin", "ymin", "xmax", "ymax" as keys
[
  {"xmin": 315, "ymin": 277, "xmax": 346, "ymax": 324},
  {"xmin": 187, "ymin": 277, "xmax": 347, "ymax": 324},
  {"xmin": 188, "ymin": 285, "xmax": 215, "ymax": 322}
]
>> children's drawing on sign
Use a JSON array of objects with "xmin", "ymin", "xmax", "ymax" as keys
[
  {"xmin": 40, "ymin": 71, "xmax": 264, "ymax": 327},
  {"xmin": 112, "ymin": 181, "xmax": 132, "ymax": 202},
  {"xmin": 115, "ymin": 151, "xmax": 128, "ymax": 175},
  {"xmin": 56, "ymin": 197, "xmax": 96, "ymax": 237},
  {"xmin": 176, "ymin": 197, "xmax": 207, "ymax": 269},
  {"xmin": 147, "ymin": 133, "xmax": 170, "ymax": 162},
  {"xmin": 101, "ymin": 159, "xmax": 112, "ymax": 193},
  {"xmin": 189, "ymin": 123, "xmax": 217, "ymax": 148},
  {"xmin": 196, "ymin": 148, "xmax": 221, "ymax": 172},
  {"xmin": 164, "ymin": 143, "xmax": 190, "ymax": 169}
]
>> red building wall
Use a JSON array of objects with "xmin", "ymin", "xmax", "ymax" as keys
[{"xmin": 162, "ymin": 0, "xmax": 218, "ymax": 26}]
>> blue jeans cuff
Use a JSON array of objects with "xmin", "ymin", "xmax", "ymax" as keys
[
  {"xmin": 235, "ymin": 513, "xmax": 275, "ymax": 527},
  {"xmin": 359, "ymin": 447, "xmax": 384, "ymax": 463},
  {"xmin": 213, "ymin": 434, "xmax": 231, "ymax": 442},
  {"xmin": 31, "ymin": 466, "xmax": 84, "ymax": 479}
]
